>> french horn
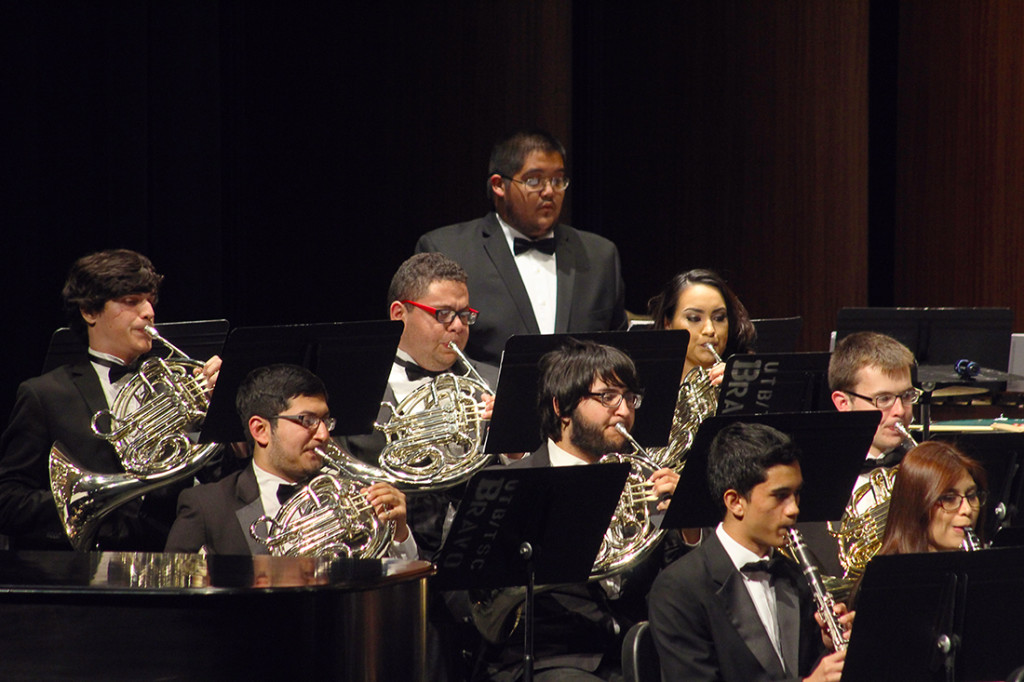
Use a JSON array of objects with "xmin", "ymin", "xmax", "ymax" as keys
[
  {"xmin": 373, "ymin": 341, "xmax": 493, "ymax": 488},
  {"xmin": 649, "ymin": 343, "xmax": 721, "ymax": 471},
  {"xmin": 249, "ymin": 449, "xmax": 395, "ymax": 559},
  {"xmin": 826, "ymin": 420, "xmax": 916, "ymax": 596},
  {"xmin": 249, "ymin": 342, "xmax": 495, "ymax": 558},
  {"xmin": 49, "ymin": 325, "xmax": 223, "ymax": 551}
]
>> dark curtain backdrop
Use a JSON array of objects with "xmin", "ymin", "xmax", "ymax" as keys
[{"xmin": 4, "ymin": 1, "xmax": 1024, "ymax": 422}]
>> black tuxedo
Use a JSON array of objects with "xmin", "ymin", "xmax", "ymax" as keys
[
  {"xmin": 164, "ymin": 464, "xmax": 267, "ymax": 555},
  {"xmin": 477, "ymin": 443, "xmax": 671, "ymax": 680},
  {"xmin": 0, "ymin": 359, "xmax": 173, "ymax": 550},
  {"xmin": 415, "ymin": 213, "xmax": 627, "ymax": 364},
  {"xmin": 648, "ymin": 531, "xmax": 825, "ymax": 682}
]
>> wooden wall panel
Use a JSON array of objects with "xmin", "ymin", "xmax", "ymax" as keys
[
  {"xmin": 896, "ymin": 2, "xmax": 1024, "ymax": 331},
  {"xmin": 574, "ymin": 3, "xmax": 870, "ymax": 352}
]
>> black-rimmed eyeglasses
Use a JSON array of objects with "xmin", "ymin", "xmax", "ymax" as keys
[
  {"xmin": 270, "ymin": 414, "xmax": 336, "ymax": 432},
  {"xmin": 936, "ymin": 490, "xmax": 987, "ymax": 512},
  {"xmin": 585, "ymin": 391, "xmax": 643, "ymax": 410},
  {"xmin": 844, "ymin": 387, "xmax": 923, "ymax": 410}
]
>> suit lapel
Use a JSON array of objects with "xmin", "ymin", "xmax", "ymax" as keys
[
  {"xmin": 706, "ymin": 535, "xmax": 788, "ymax": 678},
  {"xmin": 552, "ymin": 224, "xmax": 576, "ymax": 333},
  {"xmin": 775, "ymin": 565, "xmax": 802, "ymax": 675},
  {"xmin": 69, "ymin": 360, "xmax": 110, "ymax": 415},
  {"xmin": 480, "ymin": 214, "xmax": 541, "ymax": 333},
  {"xmin": 234, "ymin": 466, "xmax": 270, "ymax": 555}
]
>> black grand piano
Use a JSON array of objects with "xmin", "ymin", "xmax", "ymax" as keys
[{"xmin": 0, "ymin": 551, "xmax": 432, "ymax": 680}]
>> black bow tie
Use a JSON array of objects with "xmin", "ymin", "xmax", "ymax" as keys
[
  {"xmin": 394, "ymin": 357, "xmax": 447, "ymax": 382},
  {"xmin": 741, "ymin": 554, "xmax": 787, "ymax": 577},
  {"xmin": 513, "ymin": 237, "xmax": 556, "ymax": 256},
  {"xmin": 90, "ymin": 355, "xmax": 140, "ymax": 383},
  {"xmin": 277, "ymin": 483, "xmax": 301, "ymax": 505},
  {"xmin": 861, "ymin": 449, "xmax": 904, "ymax": 474}
]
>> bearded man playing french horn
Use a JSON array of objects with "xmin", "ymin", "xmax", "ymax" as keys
[
  {"xmin": 475, "ymin": 339, "xmax": 684, "ymax": 682},
  {"xmin": 164, "ymin": 363, "xmax": 417, "ymax": 558},
  {"xmin": 0, "ymin": 249, "xmax": 222, "ymax": 551}
]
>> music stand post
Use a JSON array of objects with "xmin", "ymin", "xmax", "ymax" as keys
[{"xmin": 432, "ymin": 464, "xmax": 631, "ymax": 681}]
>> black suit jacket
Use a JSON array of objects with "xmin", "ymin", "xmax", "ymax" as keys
[
  {"xmin": 0, "ymin": 359, "xmax": 173, "ymax": 550},
  {"xmin": 477, "ymin": 443, "xmax": 672, "ymax": 680},
  {"xmin": 648, "ymin": 531, "xmax": 825, "ymax": 682},
  {"xmin": 415, "ymin": 213, "xmax": 627, "ymax": 364},
  {"xmin": 164, "ymin": 464, "xmax": 267, "ymax": 555}
]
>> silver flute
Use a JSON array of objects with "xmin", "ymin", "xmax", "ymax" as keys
[{"xmin": 786, "ymin": 527, "xmax": 847, "ymax": 652}]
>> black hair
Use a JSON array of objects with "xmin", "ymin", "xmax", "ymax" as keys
[
  {"xmin": 537, "ymin": 338, "xmax": 642, "ymax": 441},
  {"xmin": 707, "ymin": 422, "xmax": 801, "ymax": 513},
  {"xmin": 235, "ymin": 364, "xmax": 328, "ymax": 447}
]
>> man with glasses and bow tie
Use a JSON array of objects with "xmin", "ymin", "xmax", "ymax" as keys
[
  {"xmin": 165, "ymin": 363, "xmax": 416, "ymax": 558},
  {"xmin": 829, "ymin": 331, "xmax": 920, "ymax": 502},
  {"xmin": 478, "ymin": 339, "xmax": 680, "ymax": 682},
  {"xmin": 0, "ymin": 249, "xmax": 221, "ymax": 550},
  {"xmin": 649, "ymin": 422, "xmax": 851, "ymax": 682},
  {"xmin": 414, "ymin": 130, "xmax": 627, "ymax": 366}
]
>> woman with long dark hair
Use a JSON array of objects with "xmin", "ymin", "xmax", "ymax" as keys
[
  {"xmin": 877, "ymin": 441, "xmax": 988, "ymax": 555},
  {"xmin": 647, "ymin": 269, "xmax": 756, "ymax": 385}
]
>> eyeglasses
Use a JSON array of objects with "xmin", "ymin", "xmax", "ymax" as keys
[
  {"xmin": 936, "ymin": 490, "xmax": 987, "ymax": 512},
  {"xmin": 500, "ymin": 174, "xmax": 571, "ymax": 192},
  {"xmin": 844, "ymin": 387, "xmax": 923, "ymax": 410},
  {"xmin": 402, "ymin": 300, "xmax": 478, "ymax": 325},
  {"xmin": 585, "ymin": 391, "xmax": 643, "ymax": 410},
  {"xmin": 270, "ymin": 414, "xmax": 337, "ymax": 432}
]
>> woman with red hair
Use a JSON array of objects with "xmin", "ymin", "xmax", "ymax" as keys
[{"xmin": 877, "ymin": 440, "xmax": 988, "ymax": 555}]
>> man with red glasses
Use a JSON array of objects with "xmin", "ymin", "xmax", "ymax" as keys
[
  {"xmin": 415, "ymin": 130, "xmax": 627, "ymax": 365},
  {"xmin": 338, "ymin": 252, "xmax": 498, "ymax": 550}
]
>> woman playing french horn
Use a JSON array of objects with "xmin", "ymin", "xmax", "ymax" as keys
[{"xmin": 648, "ymin": 268, "xmax": 757, "ymax": 387}]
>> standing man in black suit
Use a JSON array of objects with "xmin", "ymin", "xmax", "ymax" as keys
[
  {"xmin": 165, "ymin": 363, "xmax": 416, "ymax": 557},
  {"xmin": 0, "ymin": 249, "xmax": 220, "ymax": 551},
  {"xmin": 648, "ymin": 422, "xmax": 850, "ymax": 682},
  {"xmin": 477, "ymin": 339, "xmax": 679, "ymax": 681},
  {"xmin": 415, "ymin": 130, "xmax": 627, "ymax": 365}
]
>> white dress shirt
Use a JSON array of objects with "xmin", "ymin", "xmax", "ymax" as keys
[
  {"xmin": 498, "ymin": 215, "xmax": 558, "ymax": 334},
  {"xmin": 716, "ymin": 523, "xmax": 786, "ymax": 668}
]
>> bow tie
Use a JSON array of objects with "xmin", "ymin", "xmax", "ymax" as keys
[
  {"xmin": 741, "ymin": 554, "xmax": 787, "ymax": 577},
  {"xmin": 861, "ymin": 448, "xmax": 904, "ymax": 474},
  {"xmin": 394, "ymin": 357, "xmax": 447, "ymax": 382},
  {"xmin": 277, "ymin": 483, "xmax": 302, "ymax": 505},
  {"xmin": 513, "ymin": 237, "xmax": 556, "ymax": 256},
  {"xmin": 90, "ymin": 355, "xmax": 140, "ymax": 383}
]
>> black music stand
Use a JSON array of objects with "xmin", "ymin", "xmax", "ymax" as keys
[
  {"xmin": 42, "ymin": 319, "xmax": 230, "ymax": 373},
  {"xmin": 662, "ymin": 411, "xmax": 879, "ymax": 530},
  {"xmin": 930, "ymin": 431, "xmax": 1024, "ymax": 535},
  {"xmin": 750, "ymin": 316, "xmax": 804, "ymax": 353},
  {"xmin": 485, "ymin": 330, "xmax": 688, "ymax": 454},
  {"xmin": 716, "ymin": 352, "xmax": 832, "ymax": 416},
  {"xmin": 199, "ymin": 321, "xmax": 402, "ymax": 444},
  {"xmin": 844, "ymin": 546, "xmax": 1024, "ymax": 682},
  {"xmin": 432, "ymin": 463, "xmax": 630, "ymax": 682}
]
